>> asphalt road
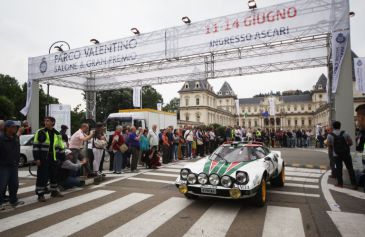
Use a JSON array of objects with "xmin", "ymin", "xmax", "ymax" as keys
[{"xmin": 2, "ymin": 148, "xmax": 365, "ymax": 237}]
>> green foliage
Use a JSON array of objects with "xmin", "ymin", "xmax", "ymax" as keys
[
  {"xmin": 163, "ymin": 97, "xmax": 180, "ymax": 112},
  {"xmin": 95, "ymin": 85, "xmax": 163, "ymax": 122},
  {"xmin": 70, "ymin": 104, "xmax": 86, "ymax": 134},
  {"xmin": 0, "ymin": 96, "xmax": 15, "ymax": 118}
]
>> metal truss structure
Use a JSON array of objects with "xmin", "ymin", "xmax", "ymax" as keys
[{"xmin": 38, "ymin": 34, "xmax": 329, "ymax": 91}]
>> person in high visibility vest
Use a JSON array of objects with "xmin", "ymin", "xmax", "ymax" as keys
[
  {"xmin": 255, "ymin": 129, "xmax": 262, "ymax": 142},
  {"xmin": 33, "ymin": 117, "xmax": 65, "ymax": 202}
]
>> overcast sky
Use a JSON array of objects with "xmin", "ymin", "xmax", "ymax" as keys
[{"xmin": 1, "ymin": 0, "xmax": 364, "ymax": 110}]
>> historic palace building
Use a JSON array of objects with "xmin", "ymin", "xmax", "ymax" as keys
[{"xmin": 178, "ymin": 73, "xmax": 365, "ymax": 130}]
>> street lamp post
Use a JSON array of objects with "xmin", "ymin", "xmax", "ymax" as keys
[{"xmin": 47, "ymin": 41, "xmax": 71, "ymax": 116}]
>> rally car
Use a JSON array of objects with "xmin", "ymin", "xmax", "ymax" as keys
[{"xmin": 175, "ymin": 142, "xmax": 285, "ymax": 207}]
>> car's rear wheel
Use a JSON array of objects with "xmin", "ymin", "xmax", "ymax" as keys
[
  {"xmin": 271, "ymin": 166, "xmax": 285, "ymax": 187},
  {"xmin": 184, "ymin": 193, "xmax": 199, "ymax": 200},
  {"xmin": 253, "ymin": 177, "xmax": 267, "ymax": 207},
  {"xmin": 19, "ymin": 155, "xmax": 27, "ymax": 167}
]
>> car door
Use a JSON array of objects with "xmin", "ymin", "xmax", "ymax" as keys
[{"xmin": 25, "ymin": 136, "xmax": 35, "ymax": 162}]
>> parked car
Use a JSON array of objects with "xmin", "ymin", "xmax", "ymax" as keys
[
  {"xmin": 19, "ymin": 134, "xmax": 35, "ymax": 166},
  {"xmin": 175, "ymin": 141, "xmax": 285, "ymax": 207}
]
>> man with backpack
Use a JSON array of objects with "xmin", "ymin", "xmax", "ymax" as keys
[{"xmin": 326, "ymin": 121, "xmax": 356, "ymax": 189}]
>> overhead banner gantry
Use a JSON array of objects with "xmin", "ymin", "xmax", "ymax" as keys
[{"xmin": 26, "ymin": 0, "xmax": 353, "ymax": 137}]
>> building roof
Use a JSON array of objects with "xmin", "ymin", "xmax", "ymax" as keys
[
  {"xmin": 239, "ymin": 97, "xmax": 264, "ymax": 105},
  {"xmin": 281, "ymin": 94, "xmax": 312, "ymax": 103},
  {"xmin": 179, "ymin": 79, "xmax": 213, "ymax": 92},
  {"xmin": 217, "ymin": 81, "xmax": 236, "ymax": 97},
  {"xmin": 314, "ymin": 73, "xmax": 327, "ymax": 90}
]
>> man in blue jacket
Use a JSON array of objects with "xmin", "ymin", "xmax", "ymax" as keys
[{"xmin": 0, "ymin": 120, "xmax": 24, "ymax": 210}]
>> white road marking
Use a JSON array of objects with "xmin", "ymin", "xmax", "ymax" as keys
[
  {"xmin": 128, "ymin": 177, "xmax": 175, "ymax": 185},
  {"xmin": 17, "ymin": 185, "xmax": 35, "ymax": 194},
  {"xmin": 286, "ymin": 166, "xmax": 326, "ymax": 174},
  {"xmin": 321, "ymin": 170, "xmax": 341, "ymax": 212},
  {"xmin": 18, "ymin": 171, "xmax": 36, "ymax": 178},
  {"xmin": 327, "ymin": 211, "xmax": 365, "ymax": 237},
  {"xmin": 284, "ymin": 182, "xmax": 319, "ymax": 189},
  {"xmin": 328, "ymin": 184, "xmax": 365, "ymax": 200},
  {"xmin": 0, "ymin": 190, "xmax": 114, "ymax": 232},
  {"xmin": 285, "ymin": 171, "xmax": 322, "ymax": 178},
  {"xmin": 157, "ymin": 168, "xmax": 181, "ymax": 173},
  {"xmin": 285, "ymin": 176, "xmax": 319, "ymax": 183},
  {"xmin": 143, "ymin": 172, "xmax": 178, "ymax": 178},
  {"xmin": 27, "ymin": 193, "xmax": 153, "ymax": 237},
  {"xmin": 105, "ymin": 197, "xmax": 193, "ymax": 237},
  {"xmin": 183, "ymin": 203, "xmax": 240, "ymax": 237},
  {"xmin": 268, "ymin": 190, "xmax": 320, "ymax": 198},
  {"xmin": 262, "ymin": 206, "xmax": 305, "ymax": 237}
]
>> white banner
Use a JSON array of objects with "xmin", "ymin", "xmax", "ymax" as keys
[
  {"xmin": 28, "ymin": 0, "xmax": 349, "ymax": 81},
  {"xmin": 354, "ymin": 58, "xmax": 365, "ymax": 94},
  {"xmin": 268, "ymin": 97, "xmax": 276, "ymax": 116},
  {"xmin": 49, "ymin": 104, "xmax": 71, "ymax": 136},
  {"xmin": 331, "ymin": 30, "xmax": 349, "ymax": 93},
  {"xmin": 157, "ymin": 103, "xmax": 162, "ymax": 111},
  {"xmin": 20, "ymin": 79, "xmax": 33, "ymax": 116},
  {"xmin": 133, "ymin": 86, "xmax": 142, "ymax": 108},
  {"xmin": 235, "ymin": 99, "xmax": 240, "ymax": 115}
]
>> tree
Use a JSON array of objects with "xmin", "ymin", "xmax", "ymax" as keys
[
  {"xmin": 94, "ymin": 85, "xmax": 163, "ymax": 122},
  {"xmin": 0, "ymin": 74, "xmax": 24, "ymax": 119},
  {"xmin": 0, "ymin": 96, "xmax": 15, "ymax": 119},
  {"xmin": 70, "ymin": 104, "xmax": 86, "ymax": 134},
  {"xmin": 163, "ymin": 97, "xmax": 180, "ymax": 112}
]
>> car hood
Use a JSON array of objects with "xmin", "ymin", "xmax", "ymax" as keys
[{"xmin": 184, "ymin": 158, "xmax": 253, "ymax": 176}]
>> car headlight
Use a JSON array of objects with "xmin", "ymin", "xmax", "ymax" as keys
[
  {"xmin": 187, "ymin": 173, "xmax": 197, "ymax": 184},
  {"xmin": 236, "ymin": 171, "xmax": 249, "ymax": 184},
  {"xmin": 209, "ymin": 174, "xmax": 220, "ymax": 186},
  {"xmin": 221, "ymin": 175, "xmax": 233, "ymax": 188},
  {"xmin": 180, "ymin": 169, "xmax": 190, "ymax": 180},
  {"xmin": 198, "ymin": 173, "xmax": 208, "ymax": 185}
]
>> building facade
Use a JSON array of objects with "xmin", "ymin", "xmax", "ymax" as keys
[{"xmin": 178, "ymin": 73, "xmax": 365, "ymax": 130}]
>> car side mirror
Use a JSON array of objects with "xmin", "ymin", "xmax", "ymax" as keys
[{"xmin": 264, "ymin": 157, "xmax": 271, "ymax": 161}]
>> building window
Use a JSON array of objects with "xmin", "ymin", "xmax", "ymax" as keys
[
  {"xmin": 195, "ymin": 82, "xmax": 200, "ymax": 88},
  {"xmin": 254, "ymin": 107, "xmax": 257, "ymax": 112},
  {"xmin": 254, "ymin": 120, "xmax": 258, "ymax": 127},
  {"xmin": 185, "ymin": 98, "xmax": 189, "ymax": 106},
  {"xmin": 218, "ymin": 91, "xmax": 222, "ymax": 95},
  {"xmin": 196, "ymin": 98, "xmax": 200, "ymax": 105},
  {"xmin": 294, "ymin": 105, "xmax": 297, "ymax": 111},
  {"xmin": 308, "ymin": 105, "xmax": 312, "ymax": 111},
  {"xmin": 219, "ymin": 100, "xmax": 222, "ymax": 105},
  {"xmin": 288, "ymin": 119, "xmax": 291, "ymax": 126},
  {"xmin": 301, "ymin": 105, "xmax": 304, "ymax": 111},
  {"xmin": 301, "ymin": 119, "xmax": 305, "ymax": 126},
  {"xmin": 319, "ymin": 94, "xmax": 323, "ymax": 99},
  {"xmin": 295, "ymin": 120, "xmax": 298, "ymax": 126},
  {"xmin": 186, "ymin": 114, "xmax": 190, "ymax": 121},
  {"xmin": 309, "ymin": 119, "xmax": 312, "ymax": 126},
  {"xmin": 196, "ymin": 113, "xmax": 200, "ymax": 122},
  {"xmin": 184, "ymin": 83, "xmax": 189, "ymax": 89}
]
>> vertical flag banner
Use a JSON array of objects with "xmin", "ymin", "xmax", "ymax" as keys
[
  {"xmin": 331, "ymin": 30, "xmax": 349, "ymax": 93},
  {"xmin": 133, "ymin": 86, "xmax": 142, "ymax": 108},
  {"xmin": 268, "ymin": 97, "xmax": 276, "ymax": 116},
  {"xmin": 157, "ymin": 103, "xmax": 162, "ymax": 111},
  {"xmin": 235, "ymin": 99, "xmax": 240, "ymax": 115},
  {"xmin": 20, "ymin": 79, "xmax": 33, "ymax": 116},
  {"xmin": 354, "ymin": 58, "xmax": 365, "ymax": 94}
]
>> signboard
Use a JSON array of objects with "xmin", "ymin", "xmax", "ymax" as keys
[
  {"xmin": 354, "ymin": 58, "xmax": 365, "ymax": 94},
  {"xmin": 49, "ymin": 104, "xmax": 71, "ymax": 136},
  {"xmin": 28, "ymin": 0, "xmax": 349, "ymax": 81}
]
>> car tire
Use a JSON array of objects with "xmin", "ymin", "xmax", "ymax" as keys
[
  {"xmin": 271, "ymin": 165, "xmax": 285, "ymax": 187},
  {"xmin": 19, "ymin": 155, "xmax": 27, "ymax": 167},
  {"xmin": 253, "ymin": 177, "xmax": 267, "ymax": 207},
  {"xmin": 184, "ymin": 193, "xmax": 199, "ymax": 200}
]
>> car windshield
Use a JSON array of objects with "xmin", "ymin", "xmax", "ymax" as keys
[
  {"xmin": 209, "ymin": 145, "xmax": 267, "ymax": 163},
  {"xmin": 19, "ymin": 135, "xmax": 33, "ymax": 146}
]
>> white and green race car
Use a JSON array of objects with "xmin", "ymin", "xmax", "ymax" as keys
[{"xmin": 175, "ymin": 142, "xmax": 285, "ymax": 206}]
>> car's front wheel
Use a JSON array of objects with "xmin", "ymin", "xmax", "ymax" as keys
[
  {"xmin": 253, "ymin": 177, "xmax": 267, "ymax": 207},
  {"xmin": 19, "ymin": 155, "xmax": 27, "ymax": 167}
]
